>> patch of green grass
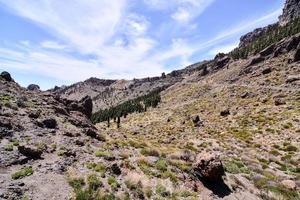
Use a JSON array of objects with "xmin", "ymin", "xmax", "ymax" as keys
[
  {"xmin": 127, "ymin": 140, "xmax": 146, "ymax": 148},
  {"xmin": 156, "ymin": 184, "xmax": 170, "ymax": 197},
  {"xmin": 155, "ymin": 159, "xmax": 168, "ymax": 172},
  {"xmin": 4, "ymin": 144, "xmax": 14, "ymax": 151},
  {"xmin": 140, "ymin": 148, "xmax": 160, "ymax": 157},
  {"xmin": 162, "ymin": 170, "xmax": 178, "ymax": 183},
  {"xmin": 267, "ymin": 185, "xmax": 299, "ymax": 200},
  {"xmin": 11, "ymin": 139, "xmax": 19, "ymax": 146},
  {"xmin": 281, "ymin": 154, "xmax": 292, "ymax": 162},
  {"xmin": 137, "ymin": 159, "xmax": 154, "ymax": 176},
  {"xmin": 284, "ymin": 145, "xmax": 298, "ymax": 152},
  {"xmin": 11, "ymin": 167, "xmax": 33, "ymax": 180},
  {"xmin": 95, "ymin": 150, "xmax": 112, "ymax": 158},
  {"xmin": 269, "ymin": 149, "xmax": 281, "ymax": 156},
  {"xmin": 224, "ymin": 160, "xmax": 250, "ymax": 174},
  {"xmin": 68, "ymin": 177, "xmax": 85, "ymax": 190},
  {"xmin": 107, "ymin": 176, "xmax": 119, "ymax": 190},
  {"xmin": 282, "ymin": 122, "xmax": 293, "ymax": 129},
  {"xmin": 87, "ymin": 174, "xmax": 102, "ymax": 191}
]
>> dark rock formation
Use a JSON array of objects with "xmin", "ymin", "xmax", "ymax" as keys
[
  {"xmin": 279, "ymin": 0, "xmax": 300, "ymax": 26},
  {"xmin": 18, "ymin": 145, "xmax": 43, "ymax": 159},
  {"xmin": 79, "ymin": 96, "xmax": 93, "ymax": 118},
  {"xmin": 294, "ymin": 48, "xmax": 300, "ymax": 62},
  {"xmin": 193, "ymin": 153, "xmax": 225, "ymax": 182},
  {"xmin": 0, "ymin": 71, "xmax": 13, "ymax": 82},
  {"xmin": 42, "ymin": 118, "xmax": 57, "ymax": 129},
  {"xmin": 239, "ymin": 24, "xmax": 278, "ymax": 47},
  {"xmin": 27, "ymin": 84, "xmax": 40, "ymax": 91}
]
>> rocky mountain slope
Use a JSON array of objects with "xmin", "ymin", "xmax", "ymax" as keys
[
  {"xmin": 279, "ymin": 0, "xmax": 300, "ymax": 25},
  {"xmin": 53, "ymin": 60, "xmax": 209, "ymax": 113},
  {"xmin": 1, "ymin": 1, "xmax": 300, "ymax": 199}
]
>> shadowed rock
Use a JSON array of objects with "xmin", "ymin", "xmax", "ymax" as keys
[
  {"xmin": 0, "ymin": 71, "xmax": 12, "ymax": 82},
  {"xmin": 18, "ymin": 145, "xmax": 43, "ymax": 159},
  {"xmin": 27, "ymin": 84, "xmax": 40, "ymax": 91},
  {"xmin": 193, "ymin": 153, "xmax": 225, "ymax": 182}
]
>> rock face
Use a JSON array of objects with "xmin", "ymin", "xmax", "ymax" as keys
[
  {"xmin": 279, "ymin": 0, "xmax": 300, "ymax": 26},
  {"xmin": 0, "ymin": 71, "xmax": 12, "ymax": 82},
  {"xmin": 193, "ymin": 153, "xmax": 225, "ymax": 182},
  {"xmin": 27, "ymin": 84, "xmax": 40, "ymax": 91},
  {"xmin": 239, "ymin": 24, "xmax": 278, "ymax": 47}
]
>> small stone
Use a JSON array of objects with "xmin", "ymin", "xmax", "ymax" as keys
[
  {"xmin": 111, "ymin": 163, "xmax": 121, "ymax": 175},
  {"xmin": 262, "ymin": 67, "xmax": 272, "ymax": 75},
  {"xmin": 281, "ymin": 180, "xmax": 296, "ymax": 190},
  {"xmin": 220, "ymin": 109, "xmax": 230, "ymax": 117}
]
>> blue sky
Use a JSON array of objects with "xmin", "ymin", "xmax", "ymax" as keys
[{"xmin": 0, "ymin": 0, "xmax": 284, "ymax": 89}]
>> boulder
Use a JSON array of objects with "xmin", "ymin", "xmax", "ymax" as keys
[
  {"xmin": 18, "ymin": 145, "xmax": 43, "ymax": 159},
  {"xmin": 79, "ymin": 96, "xmax": 93, "ymax": 118},
  {"xmin": 28, "ymin": 110, "xmax": 41, "ymax": 119},
  {"xmin": 85, "ymin": 128, "xmax": 105, "ymax": 141},
  {"xmin": 281, "ymin": 180, "xmax": 296, "ymax": 190},
  {"xmin": 248, "ymin": 56, "xmax": 265, "ymax": 67},
  {"xmin": 0, "ymin": 71, "xmax": 12, "ymax": 82},
  {"xmin": 193, "ymin": 153, "xmax": 225, "ymax": 182},
  {"xmin": 27, "ymin": 84, "xmax": 40, "ymax": 91},
  {"xmin": 293, "ymin": 48, "xmax": 300, "ymax": 62},
  {"xmin": 42, "ymin": 118, "xmax": 57, "ymax": 129},
  {"xmin": 260, "ymin": 44, "xmax": 275, "ymax": 57}
]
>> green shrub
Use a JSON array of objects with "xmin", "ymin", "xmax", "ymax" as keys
[
  {"xmin": 4, "ymin": 144, "xmax": 14, "ymax": 151},
  {"xmin": 11, "ymin": 167, "xmax": 33, "ymax": 179},
  {"xmin": 95, "ymin": 150, "xmax": 112, "ymax": 158},
  {"xmin": 140, "ymin": 148, "xmax": 160, "ymax": 157},
  {"xmin": 87, "ymin": 174, "xmax": 102, "ymax": 191},
  {"xmin": 107, "ymin": 176, "xmax": 119, "ymax": 190},
  {"xmin": 284, "ymin": 145, "xmax": 298, "ymax": 152},
  {"xmin": 68, "ymin": 177, "xmax": 85, "ymax": 190},
  {"xmin": 155, "ymin": 159, "xmax": 168, "ymax": 172}
]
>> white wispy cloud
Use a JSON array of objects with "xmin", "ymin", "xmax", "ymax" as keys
[
  {"xmin": 171, "ymin": 0, "xmax": 215, "ymax": 23},
  {"xmin": 40, "ymin": 41, "xmax": 67, "ymax": 50},
  {"xmin": 0, "ymin": 0, "xmax": 282, "ymax": 88}
]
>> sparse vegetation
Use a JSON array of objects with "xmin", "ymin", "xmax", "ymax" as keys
[
  {"xmin": 230, "ymin": 17, "xmax": 300, "ymax": 59},
  {"xmin": 11, "ymin": 167, "xmax": 33, "ymax": 180}
]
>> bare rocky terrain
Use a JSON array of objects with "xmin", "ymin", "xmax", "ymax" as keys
[{"xmin": 1, "ymin": 1, "xmax": 300, "ymax": 199}]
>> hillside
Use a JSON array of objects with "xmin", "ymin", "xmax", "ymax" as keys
[{"xmin": 1, "ymin": 1, "xmax": 300, "ymax": 200}]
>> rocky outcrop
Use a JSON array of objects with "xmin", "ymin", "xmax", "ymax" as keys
[
  {"xmin": 193, "ymin": 153, "xmax": 225, "ymax": 182},
  {"xmin": 239, "ymin": 24, "xmax": 278, "ymax": 47},
  {"xmin": 279, "ymin": 0, "xmax": 300, "ymax": 26},
  {"xmin": 0, "ymin": 71, "xmax": 13, "ymax": 82},
  {"xmin": 27, "ymin": 84, "xmax": 40, "ymax": 91}
]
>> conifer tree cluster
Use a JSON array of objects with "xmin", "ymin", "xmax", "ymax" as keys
[
  {"xmin": 91, "ymin": 89, "xmax": 162, "ymax": 125},
  {"xmin": 230, "ymin": 17, "xmax": 300, "ymax": 59}
]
